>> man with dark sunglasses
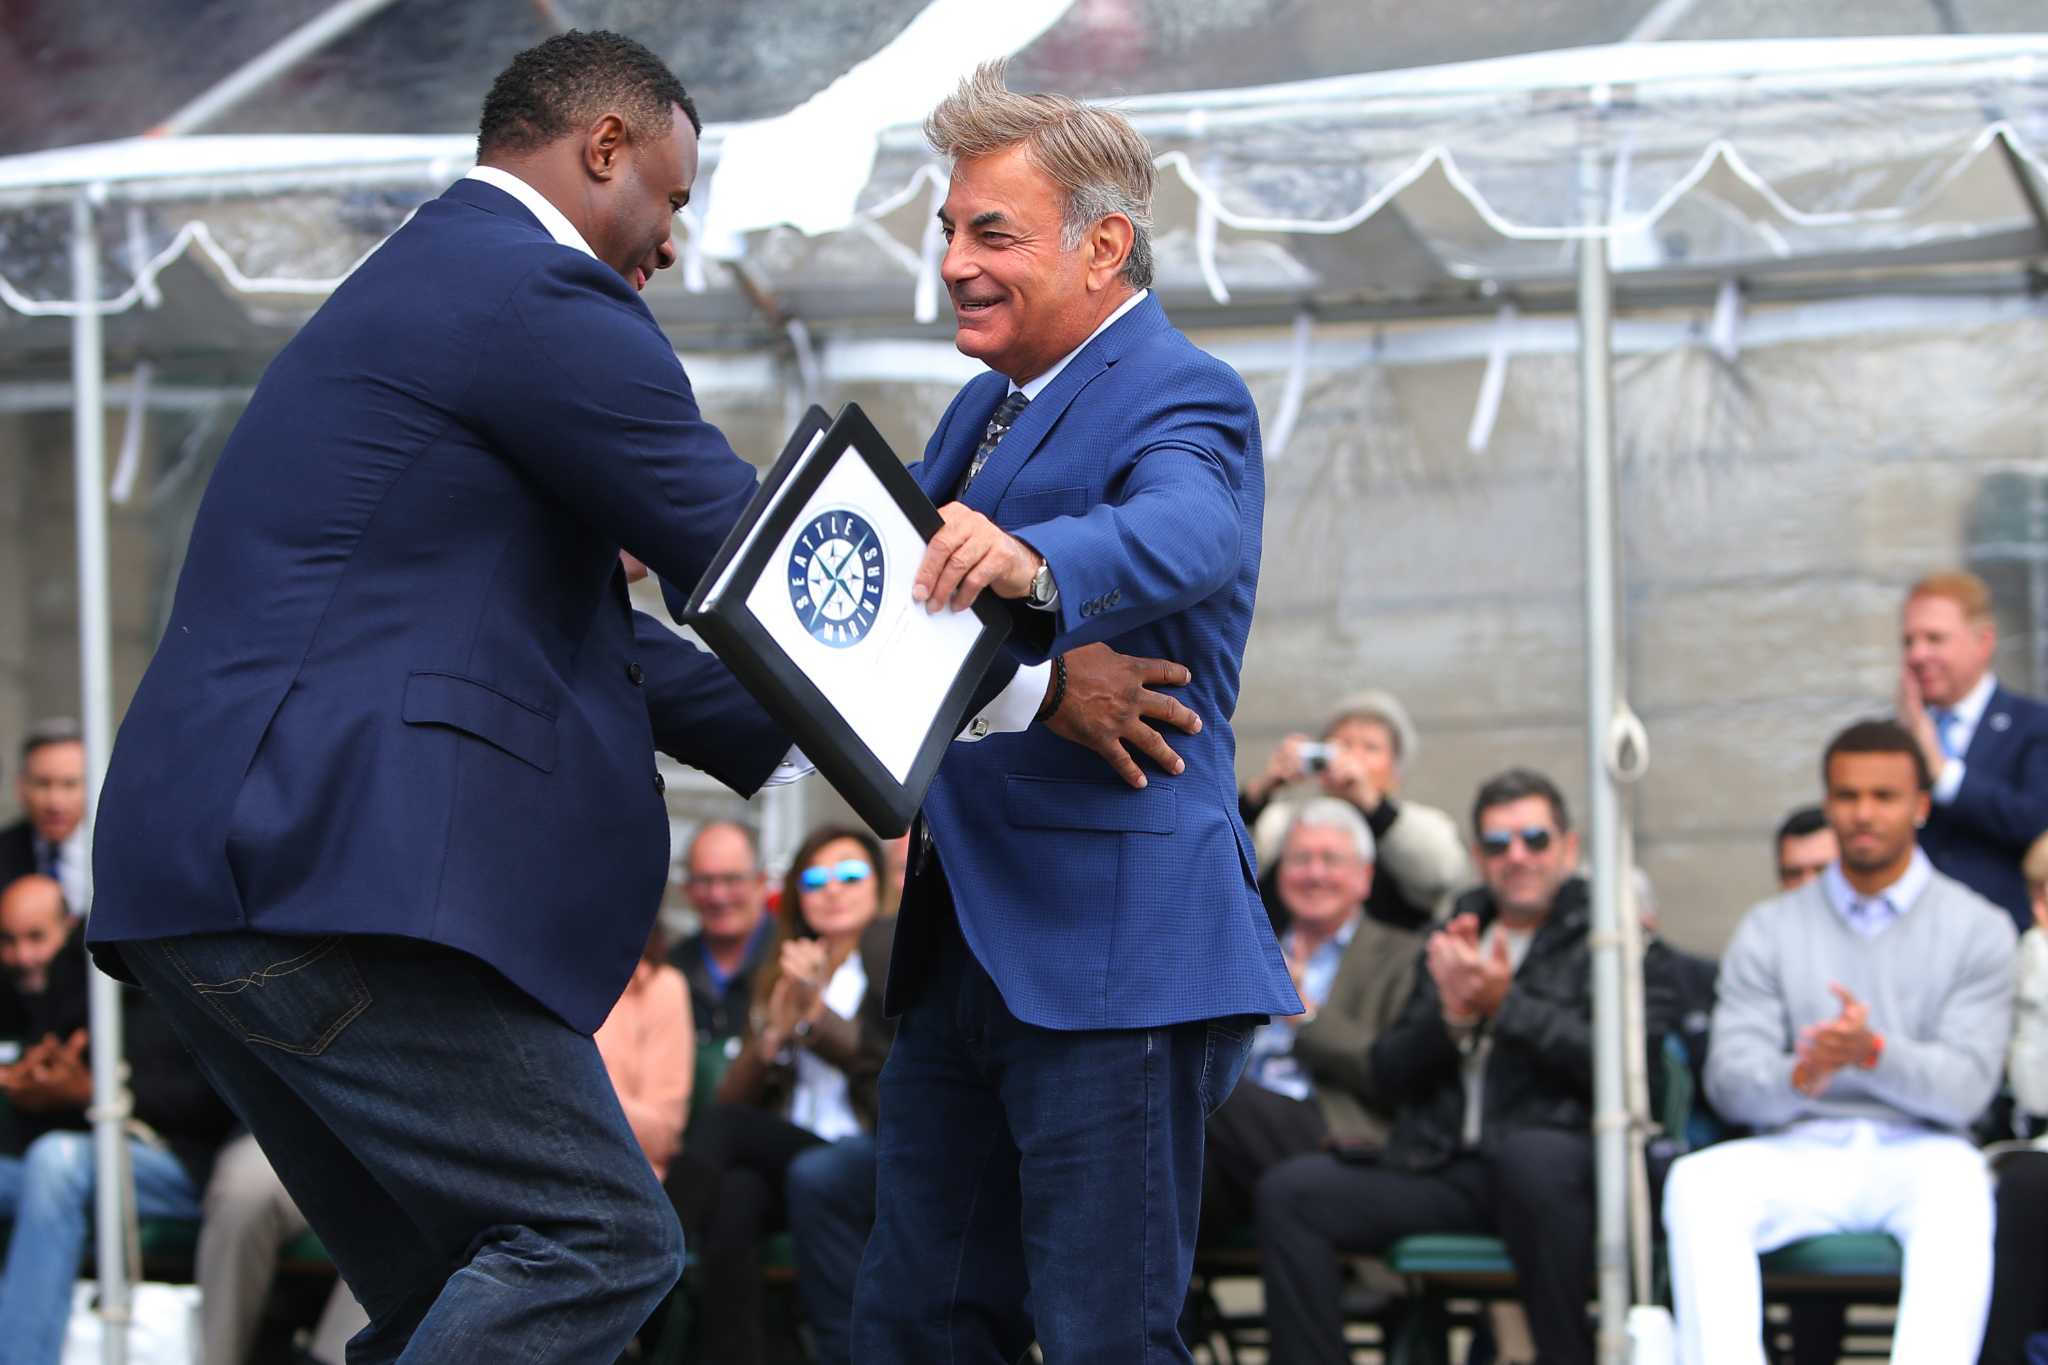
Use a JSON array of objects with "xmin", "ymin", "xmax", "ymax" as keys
[{"xmin": 1256, "ymin": 768, "xmax": 1597, "ymax": 1365}]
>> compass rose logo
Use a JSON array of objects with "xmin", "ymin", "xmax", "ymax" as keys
[{"xmin": 788, "ymin": 509, "xmax": 884, "ymax": 648}]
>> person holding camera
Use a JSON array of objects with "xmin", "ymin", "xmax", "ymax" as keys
[{"xmin": 1242, "ymin": 691, "xmax": 1471, "ymax": 931}]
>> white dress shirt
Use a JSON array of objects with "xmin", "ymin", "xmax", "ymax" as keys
[
  {"xmin": 459, "ymin": 166, "xmax": 1047, "ymax": 777},
  {"xmin": 38, "ymin": 831, "xmax": 87, "ymax": 915},
  {"xmin": 787, "ymin": 950, "xmax": 869, "ymax": 1143},
  {"xmin": 1821, "ymin": 847, "xmax": 1933, "ymax": 939},
  {"xmin": 1929, "ymin": 671, "xmax": 1997, "ymax": 805}
]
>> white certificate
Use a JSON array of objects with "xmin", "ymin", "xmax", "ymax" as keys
[{"xmin": 684, "ymin": 404, "xmax": 1013, "ymax": 834}]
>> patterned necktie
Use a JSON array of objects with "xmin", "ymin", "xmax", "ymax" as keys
[{"xmin": 960, "ymin": 391, "xmax": 1030, "ymax": 496}]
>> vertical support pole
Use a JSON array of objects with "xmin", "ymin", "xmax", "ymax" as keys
[
  {"xmin": 1577, "ymin": 150, "xmax": 1631, "ymax": 1365},
  {"xmin": 74, "ymin": 190, "xmax": 132, "ymax": 1365}
]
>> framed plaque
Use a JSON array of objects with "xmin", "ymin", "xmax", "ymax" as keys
[{"xmin": 684, "ymin": 403, "xmax": 1013, "ymax": 835}]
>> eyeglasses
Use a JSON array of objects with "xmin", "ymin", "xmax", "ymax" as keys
[
  {"xmin": 1478, "ymin": 827, "xmax": 1555, "ymax": 858},
  {"xmin": 1279, "ymin": 849, "xmax": 1366, "ymax": 871},
  {"xmin": 686, "ymin": 872, "xmax": 757, "ymax": 892},
  {"xmin": 800, "ymin": 859, "xmax": 873, "ymax": 891}
]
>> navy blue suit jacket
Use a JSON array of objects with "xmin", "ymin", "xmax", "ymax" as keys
[
  {"xmin": 887, "ymin": 295, "xmax": 1299, "ymax": 1030},
  {"xmin": 1920, "ymin": 682, "xmax": 2048, "ymax": 932},
  {"xmin": 89, "ymin": 179, "xmax": 790, "ymax": 1032}
]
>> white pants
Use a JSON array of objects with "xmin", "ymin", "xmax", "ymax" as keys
[{"xmin": 1662, "ymin": 1120, "xmax": 1993, "ymax": 1365}]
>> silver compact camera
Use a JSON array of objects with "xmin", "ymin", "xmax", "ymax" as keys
[{"xmin": 1297, "ymin": 741, "xmax": 1334, "ymax": 774}]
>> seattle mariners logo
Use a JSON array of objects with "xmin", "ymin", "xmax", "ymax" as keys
[{"xmin": 789, "ymin": 509, "xmax": 884, "ymax": 648}]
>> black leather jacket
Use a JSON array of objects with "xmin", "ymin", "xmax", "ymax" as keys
[{"xmin": 1370, "ymin": 877, "xmax": 1593, "ymax": 1172}]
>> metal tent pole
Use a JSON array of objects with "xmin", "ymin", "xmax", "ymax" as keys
[
  {"xmin": 1577, "ymin": 149, "xmax": 1631, "ymax": 1365},
  {"xmin": 145, "ymin": 0, "xmax": 410, "ymax": 137},
  {"xmin": 72, "ymin": 188, "xmax": 133, "ymax": 1365}
]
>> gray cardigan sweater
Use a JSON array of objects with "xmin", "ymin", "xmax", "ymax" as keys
[{"xmin": 1706, "ymin": 865, "xmax": 2016, "ymax": 1134}]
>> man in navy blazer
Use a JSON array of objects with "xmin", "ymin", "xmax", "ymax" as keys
[
  {"xmin": 851, "ymin": 67, "xmax": 1300, "ymax": 1365},
  {"xmin": 84, "ymin": 35, "xmax": 783, "ymax": 1363},
  {"xmin": 1898, "ymin": 570, "xmax": 2048, "ymax": 933}
]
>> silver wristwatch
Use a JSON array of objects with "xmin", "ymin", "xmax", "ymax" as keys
[{"xmin": 1027, "ymin": 558, "xmax": 1058, "ymax": 609}]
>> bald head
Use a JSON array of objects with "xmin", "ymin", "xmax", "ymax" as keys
[{"xmin": 0, "ymin": 874, "xmax": 71, "ymax": 994}]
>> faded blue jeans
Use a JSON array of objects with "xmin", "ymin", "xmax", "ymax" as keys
[
  {"xmin": 0, "ymin": 1131, "xmax": 202, "ymax": 1365},
  {"xmin": 851, "ymin": 904, "xmax": 1256, "ymax": 1364},
  {"xmin": 122, "ymin": 932, "xmax": 680, "ymax": 1364}
]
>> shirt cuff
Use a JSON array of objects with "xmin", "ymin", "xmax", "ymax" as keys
[
  {"xmin": 958, "ymin": 661, "xmax": 1052, "ymax": 741},
  {"xmin": 759, "ymin": 746, "xmax": 815, "ymax": 787},
  {"xmin": 1932, "ymin": 757, "xmax": 1965, "ymax": 805}
]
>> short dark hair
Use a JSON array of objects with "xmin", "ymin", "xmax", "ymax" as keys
[
  {"xmin": 1774, "ymin": 805, "xmax": 1827, "ymax": 845},
  {"xmin": 1471, "ymin": 768, "xmax": 1571, "ymax": 839},
  {"xmin": 19, "ymin": 718, "xmax": 82, "ymax": 767},
  {"xmin": 477, "ymin": 30, "xmax": 699, "ymax": 159},
  {"xmin": 1821, "ymin": 719, "xmax": 1932, "ymax": 792}
]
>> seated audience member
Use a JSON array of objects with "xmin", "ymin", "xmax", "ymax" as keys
[
  {"xmin": 1256, "ymin": 769, "xmax": 1596, "ymax": 1365},
  {"xmin": 0, "ymin": 875, "xmax": 237, "ymax": 1365},
  {"xmin": 0, "ymin": 875, "xmax": 84, "ymax": 1045},
  {"xmin": 1205, "ymin": 799, "xmax": 1422, "ymax": 1234},
  {"xmin": 1637, "ymin": 869, "xmax": 1718, "ymax": 1136},
  {"xmin": 197, "ymin": 1134, "xmax": 368, "ymax": 1365},
  {"xmin": 1896, "ymin": 571, "xmax": 2048, "ymax": 932},
  {"xmin": 0, "ymin": 723, "xmax": 86, "ymax": 915},
  {"xmin": 668, "ymin": 826, "xmax": 894, "ymax": 1365},
  {"xmin": 670, "ymin": 820, "xmax": 775, "ymax": 1045},
  {"xmin": 1774, "ymin": 805, "xmax": 1837, "ymax": 892},
  {"xmin": 1241, "ymin": 692, "xmax": 1471, "ymax": 931},
  {"xmin": 597, "ymin": 925, "xmax": 694, "ymax": 1182},
  {"xmin": 1662, "ymin": 720, "xmax": 2015, "ymax": 1365},
  {"xmin": 1980, "ymin": 831, "xmax": 2048, "ymax": 1365}
]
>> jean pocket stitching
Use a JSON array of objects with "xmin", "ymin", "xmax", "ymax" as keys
[
  {"xmin": 185, "ymin": 937, "xmax": 372, "ymax": 1056},
  {"xmin": 160, "ymin": 938, "xmax": 257, "ymax": 1045}
]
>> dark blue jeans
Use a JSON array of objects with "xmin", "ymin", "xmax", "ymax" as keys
[
  {"xmin": 123, "ymin": 932, "xmax": 681, "ymax": 1364},
  {"xmin": 850, "ymin": 907, "xmax": 1254, "ymax": 1364},
  {"xmin": 785, "ymin": 1134, "xmax": 877, "ymax": 1365}
]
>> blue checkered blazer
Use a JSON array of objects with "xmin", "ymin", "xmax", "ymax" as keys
[{"xmin": 886, "ymin": 294, "xmax": 1301, "ymax": 1030}]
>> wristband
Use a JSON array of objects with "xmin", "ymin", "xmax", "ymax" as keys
[
  {"xmin": 1859, "ymin": 1032, "xmax": 1883, "ymax": 1069},
  {"xmin": 1036, "ymin": 654, "xmax": 1069, "ymax": 723}
]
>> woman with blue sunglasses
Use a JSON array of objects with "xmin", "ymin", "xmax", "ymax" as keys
[{"xmin": 668, "ymin": 825, "xmax": 894, "ymax": 1365}]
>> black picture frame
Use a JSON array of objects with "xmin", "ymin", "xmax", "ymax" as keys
[{"xmin": 683, "ymin": 402, "xmax": 1013, "ymax": 836}]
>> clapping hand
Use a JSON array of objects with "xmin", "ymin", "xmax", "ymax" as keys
[
  {"xmin": 5, "ymin": 1030, "xmax": 91, "ymax": 1113},
  {"xmin": 1793, "ymin": 984, "xmax": 1876, "ymax": 1095},
  {"xmin": 1428, "ymin": 915, "xmax": 1512, "ymax": 1024},
  {"xmin": 780, "ymin": 939, "xmax": 830, "ymax": 1018}
]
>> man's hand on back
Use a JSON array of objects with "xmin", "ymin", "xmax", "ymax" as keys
[{"xmin": 1045, "ymin": 643, "xmax": 1202, "ymax": 790}]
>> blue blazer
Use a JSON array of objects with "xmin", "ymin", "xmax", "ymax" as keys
[
  {"xmin": 1919, "ymin": 682, "xmax": 2048, "ymax": 933},
  {"xmin": 887, "ymin": 295, "xmax": 1300, "ymax": 1031},
  {"xmin": 88, "ymin": 180, "xmax": 791, "ymax": 1033}
]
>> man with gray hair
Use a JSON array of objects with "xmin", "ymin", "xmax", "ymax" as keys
[
  {"xmin": 856, "ymin": 64, "xmax": 1298, "ymax": 1363},
  {"xmin": 1204, "ymin": 798, "xmax": 1422, "ymax": 1234}
]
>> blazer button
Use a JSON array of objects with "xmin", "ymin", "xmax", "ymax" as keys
[
  {"xmin": 653, "ymin": 772, "xmax": 666, "ymax": 795},
  {"xmin": 626, "ymin": 661, "xmax": 645, "ymax": 686}
]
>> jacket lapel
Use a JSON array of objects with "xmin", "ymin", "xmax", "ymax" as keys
[
  {"xmin": 1967, "ymin": 685, "xmax": 2016, "ymax": 764},
  {"xmin": 920, "ymin": 374, "xmax": 1008, "ymax": 501},
  {"xmin": 959, "ymin": 294, "xmax": 1173, "ymax": 517}
]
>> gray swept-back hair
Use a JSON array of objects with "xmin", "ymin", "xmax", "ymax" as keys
[
  {"xmin": 924, "ymin": 61, "xmax": 1155, "ymax": 290},
  {"xmin": 1285, "ymin": 797, "xmax": 1376, "ymax": 866}
]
